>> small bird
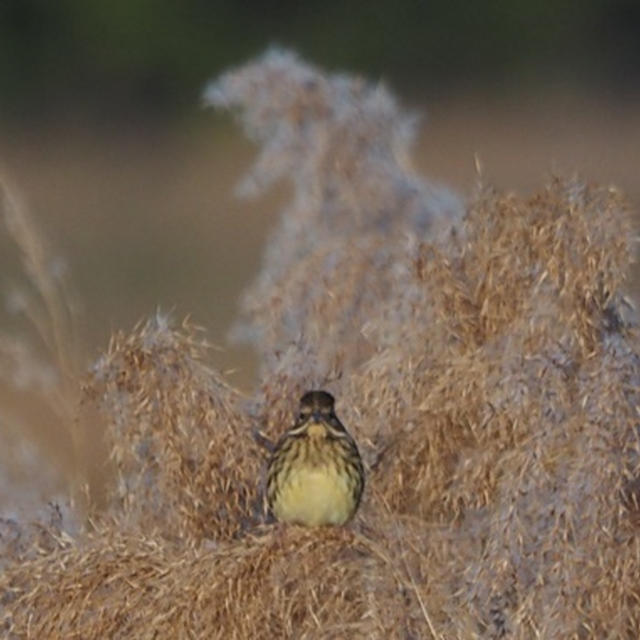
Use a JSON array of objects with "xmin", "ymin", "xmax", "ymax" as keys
[{"xmin": 266, "ymin": 390, "xmax": 364, "ymax": 526}]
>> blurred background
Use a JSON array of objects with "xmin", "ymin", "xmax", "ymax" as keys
[{"xmin": 0, "ymin": 0, "xmax": 639, "ymax": 391}]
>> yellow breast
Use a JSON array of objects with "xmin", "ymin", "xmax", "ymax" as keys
[{"xmin": 272, "ymin": 463, "xmax": 356, "ymax": 526}]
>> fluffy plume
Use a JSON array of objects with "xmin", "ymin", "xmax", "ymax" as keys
[{"xmin": 205, "ymin": 48, "xmax": 462, "ymax": 379}]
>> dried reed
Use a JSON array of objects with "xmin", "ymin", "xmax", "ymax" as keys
[{"xmin": 1, "ymin": 49, "xmax": 639, "ymax": 638}]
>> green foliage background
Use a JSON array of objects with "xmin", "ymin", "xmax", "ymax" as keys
[{"xmin": 1, "ymin": 0, "xmax": 639, "ymax": 118}]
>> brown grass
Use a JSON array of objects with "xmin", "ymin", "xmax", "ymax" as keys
[
  {"xmin": 0, "ymin": 176, "xmax": 85, "ymax": 520},
  {"xmin": 1, "ymin": 49, "xmax": 639, "ymax": 638}
]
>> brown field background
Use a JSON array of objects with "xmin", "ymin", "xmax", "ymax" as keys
[
  {"xmin": 0, "ymin": 89, "xmax": 637, "ymax": 500},
  {"xmin": 1, "ymin": 90, "xmax": 638, "ymax": 390}
]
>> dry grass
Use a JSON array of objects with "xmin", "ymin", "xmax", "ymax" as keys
[
  {"xmin": 0, "ymin": 176, "xmax": 85, "ymax": 527},
  {"xmin": 85, "ymin": 315, "xmax": 261, "ymax": 544},
  {"xmin": 1, "ymin": 49, "xmax": 639, "ymax": 638}
]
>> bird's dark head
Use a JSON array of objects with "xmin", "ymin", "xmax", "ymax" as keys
[{"xmin": 299, "ymin": 390, "xmax": 335, "ymax": 421}]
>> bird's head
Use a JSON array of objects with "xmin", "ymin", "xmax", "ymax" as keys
[{"xmin": 299, "ymin": 390, "xmax": 336, "ymax": 423}]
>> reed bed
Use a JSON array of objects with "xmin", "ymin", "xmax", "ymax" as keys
[{"xmin": 1, "ymin": 49, "xmax": 638, "ymax": 638}]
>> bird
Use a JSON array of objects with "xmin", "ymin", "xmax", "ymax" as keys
[{"xmin": 266, "ymin": 390, "xmax": 364, "ymax": 526}]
